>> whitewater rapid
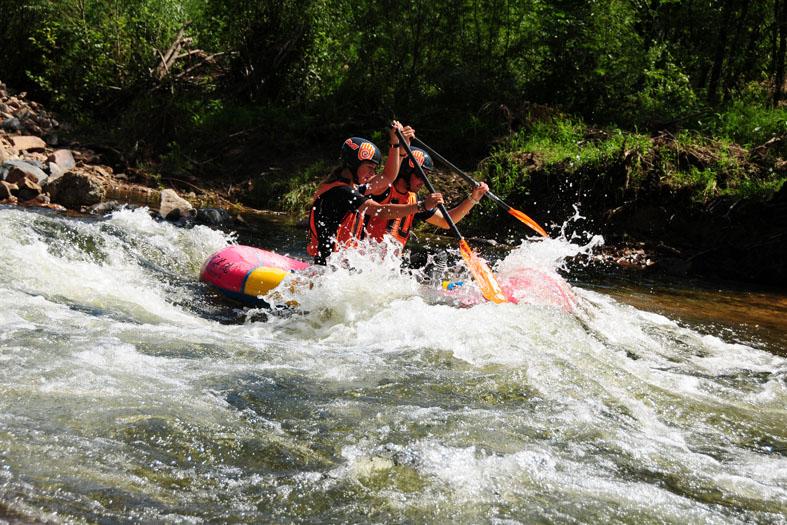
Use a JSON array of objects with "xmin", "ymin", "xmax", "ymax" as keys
[{"xmin": 0, "ymin": 206, "xmax": 784, "ymax": 524}]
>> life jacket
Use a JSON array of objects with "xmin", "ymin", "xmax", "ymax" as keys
[
  {"xmin": 363, "ymin": 186, "xmax": 417, "ymax": 248},
  {"xmin": 307, "ymin": 180, "xmax": 366, "ymax": 257}
]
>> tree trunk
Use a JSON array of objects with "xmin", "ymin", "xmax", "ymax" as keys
[
  {"xmin": 722, "ymin": 1, "xmax": 750, "ymax": 100},
  {"xmin": 708, "ymin": 0, "xmax": 734, "ymax": 103}
]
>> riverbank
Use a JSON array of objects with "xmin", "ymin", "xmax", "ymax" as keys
[{"xmin": 1, "ymin": 80, "xmax": 784, "ymax": 287}]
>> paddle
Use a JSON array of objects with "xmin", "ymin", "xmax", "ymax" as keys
[
  {"xmin": 412, "ymin": 136, "xmax": 548, "ymax": 238},
  {"xmin": 395, "ymin": 128, "xmax": 508, "ymax": 304}
]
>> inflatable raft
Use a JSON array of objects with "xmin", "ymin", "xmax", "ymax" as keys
[
  {"xmin": 200, "ymin": 244, "xmax": 575, "ymax": 310},
  {"xmin": 200, "ymin": 245, "xmax": 309, "ymax": 306}
]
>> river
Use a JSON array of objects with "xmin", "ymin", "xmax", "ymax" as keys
[{"xmin": 0, "ymin": 205, "xmax": 784, "ymax": 524}]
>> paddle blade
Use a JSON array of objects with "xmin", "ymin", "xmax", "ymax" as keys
[
  {"xmin": 459, "ymin": 239, "xmax": 508, "ymax": 304},
  {"xmin": 507, "ymin": 208, "xmax": 548, "ymax": 237}
]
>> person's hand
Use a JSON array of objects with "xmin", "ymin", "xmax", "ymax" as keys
[
  {"xmin": 389, "ymin": 120, "xmax": 404, "ymax": 143},
  {"xmin": 401, "ymin": 125, "xmax": 415, "ymax": 145},
  {"xmin": 470, "ymin": 182, "xmax": 489, "ymax": 203},
  {"xmin": 424, "ymin": 192, "xmax": 444, "ymax": 210}
]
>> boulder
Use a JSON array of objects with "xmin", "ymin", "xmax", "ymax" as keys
[
  {"xmin": 47, "ymin": 149, "xmax": 76, "ymax": 170},
  {"xmin": 159, "ymin": 188, "xmax": 194, "ymax": 221},
  {"xmin": 1, "ymin": 117, "xmax": 22, "ymax": 132},
  {"xmin": 47, "ymin": 162, "xmax": 64, "ymax": 181},
  {"xmin": 11, "ymin": 135, "xmax": 47, "ymax": 153},
  {"xmin": 46, "ymin": 170, "xmax": 106, "ymax": 209},
  {"xmin": 0, "ymin": 180, "xmax": 18, "ymax": 199},
  {"xmin": 14, "ymin": 177, "xmax": 42, "ymax": 201},
  {"xmin": 0, "ymin": 139, "xmax": 9, "ymax": 163},
  {"xmin": 2, "ymin": 160, "xmax": 48, "ymax": 184},
  {"xmin": 21, "ymin": 193, "xmax": 50, "ymax": 206},
  {"xmin": 195, "ymin": 207, "xmax": 233, "ymax": 227}
]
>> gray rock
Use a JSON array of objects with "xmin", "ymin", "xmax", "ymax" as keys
[
  {"xmin": 1, "ymin": 117, "xmax": 22, "ymax": 132},
  {"xmin": 46, "ymin": 170, "xmax": 105, "ymax": 209},
  {"xmin": 1, "ymin": 160, "xmax": 47, "ymax": 184},
  {"xmin": 195, "ymin": 208, "xmax": 232, "ymax": 226},
  {"xmin": 47, "ymin": 149, "xmax": 76, "ymax": 170},
  {"xmin": 47, "ymin": 162, "xmax": 64, "ymax": 181}
]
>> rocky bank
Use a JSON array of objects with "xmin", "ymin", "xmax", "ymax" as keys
[{"xmin": 0, "ymin": 81, "xmax": 237, "ymax": 225}]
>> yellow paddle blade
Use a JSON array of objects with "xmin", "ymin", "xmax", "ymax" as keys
[
  {"xmin": 507, "ymin": 208, "xmax": 548, "ymax": 237},
  {"xmin": 459, "ymin": 239, "xmax": 508, "ymax": 304}
]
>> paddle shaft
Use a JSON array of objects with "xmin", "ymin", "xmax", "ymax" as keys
[
  {"xmin": 412, "ymin": 136, "xmax": 512, "ymax": 212},
  {"xmin": 395, "ymin": 128, "xmax": 464, "ymax": 240}
]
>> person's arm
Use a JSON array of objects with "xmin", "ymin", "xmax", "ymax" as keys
[
  {"xmin": 425, "ymin": 183, "xmax": 489, "ymax": 229},
  {"xmin": 359, "ymin": 199, "xmax": 420, "ymax": 221},
  {"xmin": 364, "ymin": 121, "xmax": 415, "ymax": 196},
  {"xmin": 360, "ymin": 192, "xmax": 442, "ymax": 220}
]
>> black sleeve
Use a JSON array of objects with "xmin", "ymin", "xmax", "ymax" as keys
[
  {"xmin": 413, "ymin": 207, "xmax": 438, "ymax": 224},
  {"xmin": 370, "ymin": 187, "xmax": 390, "ymax": 203},
  {"xmin": 311, "ymin": 185, "xmax": 371, "ymax": 265},
  {"xmin": 321, "ymin": 185, "xmax": 370, "ymax": 214}
]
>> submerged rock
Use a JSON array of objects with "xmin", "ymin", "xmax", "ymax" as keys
[
  {"xmin": 195, "ymin": 207, "xmax": 233, "ymax": 227},
  {"xmin": 85, "ymin": 200, "xmax": 124, "ymax": 215}
]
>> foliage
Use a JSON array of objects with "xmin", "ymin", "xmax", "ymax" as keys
[
  {"xmin": 482, "ymin": 116, "xmax": 783, "ymax": 207},
  {"xmin": 0, "ymin": 0, "xmax": 197, "ymax": 114},
  {"xmin": 243, "ymin": 160, "xmax": 328, "ymax": 213},
  {"xmin": 1, "ymin": 0, "xmax": 786, "ymax": 186}
]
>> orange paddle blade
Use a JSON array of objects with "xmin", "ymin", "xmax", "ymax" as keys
[
  {"xmin": 459, "ymin": 239, "xmax": 508, "ymax": 304},
  {"xmin": 507, "ymin": 208, "xmax": 548, "ymax": 237}
]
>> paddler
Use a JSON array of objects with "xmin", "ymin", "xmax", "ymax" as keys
[
  {"xmin": 307, "ymin": 121, "xmax": 443, "ymax": 265},
  {"xmin": 363, "ymin": 146, "xmax": 489, "ymax": 252}
]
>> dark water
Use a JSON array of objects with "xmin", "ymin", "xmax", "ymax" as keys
[{"xmin": 583, "ymin": 275, "xmax": 787, "ymax": 357}]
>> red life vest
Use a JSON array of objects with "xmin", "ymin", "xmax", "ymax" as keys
[
  {"xmin": 363, "ymin": 187, "xmax": 417, "ymax": 248},
  {"xmin": 307, "ymin": 180, "xmax": 366, "ymax": 257}
]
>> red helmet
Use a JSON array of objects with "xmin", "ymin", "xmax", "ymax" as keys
[{"xmin": 341, "ymin": 137, "xmax": 382, "ymax": 171}]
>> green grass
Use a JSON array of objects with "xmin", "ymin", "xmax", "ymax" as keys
[
  {"xmin": 280, "ymin": 161, "xmax": 327, "ymax": 213},
  {"xmin": 704, "ymin": 99, "xmax": 787, "ymax": 148},
  {"xmin": 479, "ymin": 111, "xmax": 784, "ymax": 206}
]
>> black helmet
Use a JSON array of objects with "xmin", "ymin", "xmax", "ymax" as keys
[
  {"xmin": 398, "ymin": 147, "xmax": 434, "ymax": 178},
  {"xmin": 341, "ymin": 137, "xmax": 382, "ymax": 171}
]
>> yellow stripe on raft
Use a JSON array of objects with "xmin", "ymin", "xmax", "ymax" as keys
[{"xmin": 243, "ymin": 266, "xmax": 289, "ymax": 296}]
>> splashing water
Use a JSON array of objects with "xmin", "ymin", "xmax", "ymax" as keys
[{"xmin": 0, "ymin": 206, "xmax": 784, "ymax": 524}]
